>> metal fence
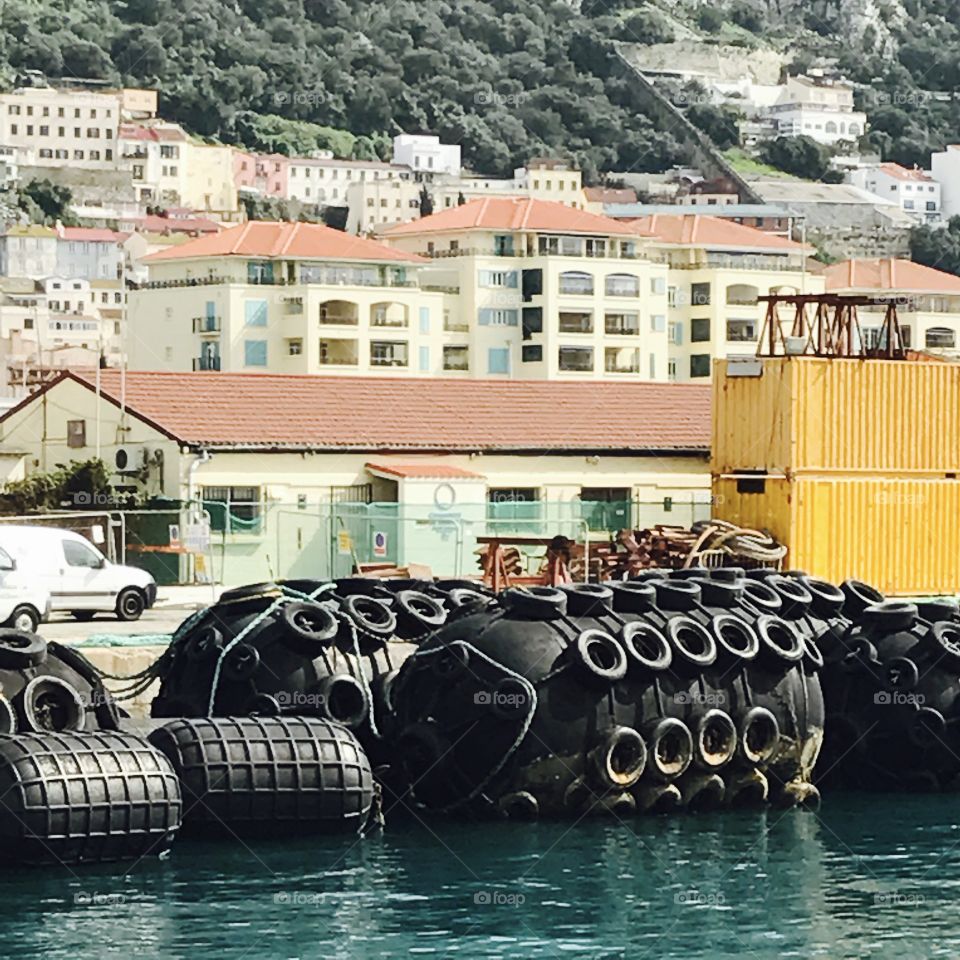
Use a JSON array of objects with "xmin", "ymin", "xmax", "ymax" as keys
[{"xmin": 0, "ymin": 497, "xmax": 713, "ymax": 586}]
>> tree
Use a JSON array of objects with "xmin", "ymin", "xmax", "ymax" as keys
[
  {"xmin": 759, "ymin": 136, "xmax": 831, "ymax": 181},
  {"xmin": 457, "ymin": 191, "xmax": 466, "ymax": 206},
  {"xmin": 18, "ymin": 179, "xmax": 78, "ymax": 225},
  {"xmin": 419, "ymin": 186, "xmax": 434, "ymax": 218},
  {"xmin": 0, "ymin": 459, "xmax": 119, "ymax": 514},
  {"xmin": 623, "ymin": 11, "xmax": 675, "ymax": 45},
  {"xmin": 687, "ymin": 104, "xmax": 741, "ymax": 150},
  {"xmin": 910, "ymin": 218, "xmax": 960, "ymax": 277}
]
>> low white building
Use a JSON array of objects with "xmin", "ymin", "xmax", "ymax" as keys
[
  {"xmin": 849, "ymin": 163, "xmax": 940, "ymax": 222},
  {"xmin": 930, "ymin": 145, "xmax": 960, "ymax": 220},
  {"xmin": 392, "ymin": 134, "xmax": 461, "ymax": 177},
  {"xmin": 765, "ymin": 75, "xmax": 866, "ymax": 145}
]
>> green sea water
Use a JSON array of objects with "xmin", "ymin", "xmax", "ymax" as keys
[{"xmin": 3, "ymin": 793, "xmax": 958, "ymax": 959}]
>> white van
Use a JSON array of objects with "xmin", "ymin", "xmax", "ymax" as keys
[
  {"xmin": 0, "ymin": 525, "xmax": 157, "ymax": 622},
  {"xmin": 0, "ymin": 543, "xmax": 51, "ymax": 631}
]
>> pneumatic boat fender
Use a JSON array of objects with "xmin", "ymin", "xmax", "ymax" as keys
[
  {"xmin": 149, "ymin": 716, "xmax": 376, "ymax": 836},
  {"xmin": 0, "ymin": 731, "xmax": 181, "ymax": 865}
]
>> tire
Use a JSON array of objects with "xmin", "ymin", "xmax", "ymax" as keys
[
  {"xmin": 186, "ymin": 625, "xmax": 224, "ymax": 662},
  {"xmin": 223, "ymin": 643, "xmax": 260, "ymax": 682},
  {"xmin": 841, "ymin": 579, "xmax": 885, "ymax": 619},
  {"xmin": 560, "ymin": 582, "xmax": 613, "ymax": 616},
  {"xmin": 883, "ymin": 656, "xmax": 920, "ymax": 693},
  {"xmin": 909, "ymin": 707, "xmax": 947, "ymax": 749},
  {"xmin": 574, "ymin": 630, "xmax": 628, "ymax": 683},
  {"xmin": 694, "ymin": 709, "xmax": 737, "ymax": 771},
  {"xmin": 666, "ymin": 617, "xmax": 717, "ymax": 670},
  {"xmin": 430, "ymin": 641, "xmax": 471, "ymax": 680},
  {"xmin": 280, "ymin": 601, "xmax": 339, "ymax": 655},
  {"xmin": 589, "ymin": 726, "xmax": 647, "ymax": 789},
  {"xmin": 219, "ymin": 582, "xmax": 281, "ymax": 605},
  {"xmin": 116, "ymin": 587, "xmax": 145, "ymax": 622},
  {"xmin": 445, "ymin": 588, "xmax": 491, "ymax": 611},
  {"xmin": 653, "ymin": 579, "xmax": 702, "ymax": 612},
  {"xmin": 710, "ymin": 567, "xmax": 745, "ymax": 583},
  {"xmin": 500, "ymin": 586, "xmax": 567, "ymax": 620},
  {"xmin": 621, "ymin": 622, "xmax": 673, "ymax": 672},
  {"xmin": 245, "ymin": 693, "xmax": 283, "ymax": 716},
  {"xmin": 755, "ymin": 615, "xmax": 804, "ymax": 665},
  {"xmin": 71, "ymin": 610, "xmax": 97, "ymax": 622},
  {"xmin": 801, "ymin": 635, "xmax": 825, "ymax": 671},
  {"xmin": 861, "ymin": 600, "xmax": 918, "ymax": 634},
  {"xmin": 395, "ymin": 590, "xmax": 447, "ymax": 632},
  {"xmin": 690, "ymin": 577, "xmax": 744, "ymax": 608},
  {"xmin": 671, "ymin": 567, "xmax": 710, "ymax": 580},
  {"xmin": 341, "ymin": 595, "xmax": 397, "ymax": 639},
  {"xmin": 925, "ymin": 621, "xmax": 960, "ymax": 668},
  {"xmin": 315, "ymin": 674, "xmax": 369, "ymax": 730},
  {"xmin": 840, "ymin": 636, "xmax": 880, "ymax": 674},
  {"xmin": 0, "ymin": 629, "xmax": 47, "ymax": 669},
  {"xmin": 18, "ymin": 676, "xmax": 86, "ymax": 733},
  {"xmin": 711, "ymin": 613, "xmax": 760, "ymax": 662},
  {"xmin": 765, "ymin": 575, "xmax": 813, "ymax": 616},
  {"xmin": 609, "ymin": 581, "xmax": 656, "ymax": 614},
  {"xmin": 739, "ymin": 580, "xmax": 782, "ymax": 613},
  {"xmin": 800, "ymin": 576, "xmax": 846, "ymax": 619},
  {"xmin": 918, "ymin": 598, "xmax": 960, "ymax": 623},
  {"xmin": 8, "ymin": 605, "xmax": 39, "ymax": 634},
  {"xmin": 643, "ymin": 717, "xmax": 693, "ymax": 782},
  {"xmin": 739, "ymin": 707, "xmax": 780, "ymax": 764},
  {"xmin": 488, "ymin": 677, "xmax": 533, "ymax": 721}
]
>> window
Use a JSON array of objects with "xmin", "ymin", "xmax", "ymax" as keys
[
  {"xmin": 926, "ymin": 327, "xmax": 956, "ymax": 349},
  {"xmin": 202, "ymin": 486, "xmax": 262, "ymax": 533},
  {"xmin": 522, "ymin": 268, "xmax": 543, "ymax": 300},
  {"xmin": 558, "ymin": 271, "xmax": 594, "ymax": 296},
  {"xmin": 690, "ymin": 354, "xmax": 711, "ymax": 378},
  {"xmin": 494, "ymin": 235, "xmax": 514, "ymax": 256},
  {"xmin": 66, "ymin": 419, "xmax": 86, "ymax": 448},
  {"xmin": 478, "ymin": 308, "xmax": 518, "ymax": 326},
  {"xmin": 668, "ymin": 358, "xmax": 677, "ymax": 381},
  {"xmin": 63, "ymin": 539, "xmax": 103, "ymax": 568},
  {"xmin": 370, "ymin": 340, "xmax": 409, "ymax": 367},
  {"xmin": 478, "ymin": 270, "xmax": 518, "ymax": 288},
  {"xmin": 900, "ymin": 325, "xmax": 912, "ymax": 349},
  {"xmin": 559, "ymin": 311, "xmax": 593, "ymax": 334},
  {"xmin": 605, "ymin": 312, "xmax": 639, "ymax": 335},
  {"xmin": 443, "ymin": 345, "xmax": 469, "ymax": 371},
  {"xmin": 559, "ymin": 346, "xmax": 594, "ymax": 372},
  {"xmin": 488, "ymin": 347, "xmax": 510, "ymax": 375},
  {"xmin": 418, "ymin": 345, "xmax": 430, "ymax": 372},
  {"xmin": 419, "ymin": 306, "xmax": 430, "ymax": 334},
  {"xmin": 244, "ymin": 340, "xmax": 268, "ymax": 366},
  {"xmin": 39, "ymin": 125, "xmax": 48, "ymax": 136},
  {"xmin": 691, "ymin": 318, "xmax": 711, "ymax": 342},
  {"xmin": 288, "ymin": 339, "xmax": 303, "ymax": 356},
  {"xmin": 522, "ymin": 344, "xmax": 543, "ymax": 362},
  {"xmin": 604, "ymin": 346, "xmax": 640, "ymax": 374},
  {"xmin": 244, "ymin": 299, "xmax": 268, "ymax": 326},
  {"xmin": 247, "ymin": 261, "xmax": 274, "ymax": 284},
  {"xmin": 727, "ymin": 319, "xmax": 757, "ymax": 342},
  {"xmin": 691, "ymin": 282, "xmax": 711, "ymax": 306},
  {"xmin": 650, "ymin": 314, "xmax": 666, "ymax": 333},
  {"xmin": 650, "ymin": 276, "xmax": 666, "ymax": 295},
  {"xmin": 605, "ymin": 273, "xmax": 639, "ymax": 297}
]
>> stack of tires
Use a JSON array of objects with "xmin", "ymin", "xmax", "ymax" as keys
[
  {"xmin": 383, "ymin": 569, "xmax": 825, "ymax": 818},
  {"xmin": 0, "ymin": 629, "xmax": 182, "ymax": 865},
  {"xmin": 150, "ymin": 578, "xmax": 485, "ymax": 760}
]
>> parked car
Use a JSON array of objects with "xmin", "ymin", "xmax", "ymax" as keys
[
  {"xmin": 0, "ymin": 526, "xmax": 157, "ymax": 622},
  {"xmin": 0, "ymin": 543, "xmax": 52, "ymax": 631}
]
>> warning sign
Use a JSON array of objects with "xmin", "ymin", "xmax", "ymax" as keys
[
  {"xmin": 372, "ymin": 531, "xmax": 388, "ymax": 558},
  {"xmin": 337, "ymin": 529, "xmax": 353, "ymax": 555}
]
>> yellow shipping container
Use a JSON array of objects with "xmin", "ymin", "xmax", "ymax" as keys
[
  {"xmin": 712, "ymin": 474, "xmax": 960, "ymax": 596},
  {"xmin": 712, "ymin": 357, "xmax": 960, "ymax": 477}
]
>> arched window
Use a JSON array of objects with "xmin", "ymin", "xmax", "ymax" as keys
[
  {"xmin": 604, "ymin": 273, "xmax": 639, "ymax": 297},
  {"xmin": 926, "ymin": 327, "xmax": 956, "ymax": 349},
  {"xmin": 559, "ymin": 271, "xmax": 594, "ymax": 295}
]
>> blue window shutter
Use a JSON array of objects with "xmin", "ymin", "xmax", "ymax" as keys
[
  {"xmin": 205, "ymin": 301, "xmax": 215, "ymax": 320},
  {"xmin": 505, "ymin": 272, "xmax": 518, "ymax": 288},
  {"xmin": 419, "ymin": 306, "xmax": 430, "ymax": 334},
  {"xmin": 244, "ymin": 340, "xmax": 267, "ymax": 366},
  {"xmin": 506, "ymin": 310, "xmax": 518, "ymax": 326},
  {"xmin": 488, "ymin": 348, "xmax": 509, "ymax": 375},
  {"xmin": 478, "ymin": 270, "xmax": 491, "ymax": 287},
  {"xmin": 419, "ymin": 346, "xmax": 430, "ymax": 371},
  {"xmin": 244, "ymin": 299, "xmax": 268, "ymax": 327},
  {"xmin": 478, "ymin": 309, "xmax": 492, "ymax": 326}
]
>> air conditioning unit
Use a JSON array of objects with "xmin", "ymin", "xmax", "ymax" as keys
[{"xmin": 114, "ymin": 445, "xmax": 146, "ymax": 474}]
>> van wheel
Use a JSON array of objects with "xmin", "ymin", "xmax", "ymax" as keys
[
  {"xmin": 8, "ymin": 605, "xmax": 39, "ymax": 633},
  {"xmin": 116, "ymin": 587, "xmax": 145, "ymax": 622},
  {"xmin": 71, "ymin": 611, "xmax": 97, "ymax": 622}
]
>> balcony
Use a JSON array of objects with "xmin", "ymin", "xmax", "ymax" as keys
[
  {"xmin": 558, "ymin": 346, "xmax": 594, "ymax": 372},
  {"xmin": 319, "ymin": 300, "xmax": 359, "ymax": 326},
  {"xmin": 558, "ymin": 312, "xmax": 593, "ymax": 334},
  {"xmin": 605, "ymin": 313, "xmax": 640, "ymax": 336},
  {"xmin": 192, "ymin": 316, "xmax": 221, "ymax": 334},
  {"xmin": 193, "ymin": 355, "xmax": 221, "ymax": 371},
  {"xmin": 370, "ymin": 302, "xmax": 409, "ymax": 328},
  {"xmin": 370, "ymin": 340, "xmax": 409, "ymax": 368},
  {"xmin": 604, "ymin": 347, "xmax": 640, "ymax": 374},
  {"xmin": 319, "ymin": 338, "xmax": 359, "ymax": 366}
]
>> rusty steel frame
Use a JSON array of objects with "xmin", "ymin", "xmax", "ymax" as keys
[{"xmin": 756, "ymin": 293, "xmax": 907, "ymax": 359}]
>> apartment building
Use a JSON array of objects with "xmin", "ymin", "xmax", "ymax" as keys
[
  {"xmin": 381, "ymin": 198, "xmax": 670, "ymax": 381},
  {"xmin": 850, "ymin": 163, "xmax": 941, "ymax": 222},
  {"xmin": 119, "ymin": 122, "xmax": 189, "ymax": 206},
  {"xmin": 0, "ymin": 85, "xmax": 122, "ymax": 170},
  {"xmin": 392, "ymin": 134, "xmax": 461, "ymax": 177},
  {"xmin": 825, "ymin": 258, "xmax": 960, "ymax": 355},
  {"xmin": 765, "ymin": 74, "xmax": 867, "ymax": 145},
  {"xmin": 233, "ymin": 151, "xmax": 289, "ymax": 199},
  {"xmin": 931, "ymin": 145, "xmax": 960, "ymax": 219},
  {"xmin": 621, "ymin": 214, "xmax": 820, "ymax": 381},
  {"xmin": 290, "ymin": 157, "xmax": 410, "ymax": 218},
  {"xmin": 126, "ymin": 220, "xmax": 453, "ymax": 376},
  {"xmin": 0, "ymin": 225, "xmax": 123, "ymax": 282}
]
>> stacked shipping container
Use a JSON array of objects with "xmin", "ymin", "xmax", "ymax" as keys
[{"xmin": 711, "ymin": 357, "xmax": 960, "ymax": 595}]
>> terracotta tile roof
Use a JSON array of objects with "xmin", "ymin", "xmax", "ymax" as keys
[
  {"xmin": 144, "ymin": 221, "xmax": 427, "ymax": 264},
  {"xmin": 26, "ymin": 371, "xmax": 712, "ymax": 453},
  {"xmin": 878, "ymin": 163, "xmax": 932, "ymax": 183},
  {"xmin": 382, "ymin": 198, "xmax": 638, "ymax": 237},
  {"xmin": 57, "ymin": 227, "xmax": 122, "ymax": 243},
  {"xmin": 366, "ymin": 462, "xmax": 486, "ymax": 479},
  {"xmin": 624, "ymin": 214, "xmax": 807, "ymax": 252},
  {"xmin": 131, "ymin": 215, "xmax": 222, "ymax": 235},
  {"xmin": 584, "ymin": 187, "xmax": 637, "ymax": 205},
  {"xmin": 825, "ymin": 258, "xmax": 960, "ymax": 294},
  {"xmin": 119, "ymin": 123, "xmax": 187, "ymax": 143}
]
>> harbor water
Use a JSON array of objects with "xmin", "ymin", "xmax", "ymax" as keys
[{"xmin": 1, "ymin": 793, "xmax": 957, "ymax": 959}]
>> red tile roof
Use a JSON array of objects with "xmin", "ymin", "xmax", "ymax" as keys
[
  {"xmin": 132, "ymin": 215, "xmax": 222, "ymax": 235},
  {"xmin": 625, "ymin": 214, "xmax": 807, "ymax": 252},
  {"xmin": 382, "ymin": 198, "xmax": 637, "ymax": 237},
  {"xmin": 57, "ymin": 227, "xmax": 123, "ymax": 243},
  {"xmin": 825, "ymin": 258, "xmax": 960, "ymax": 294},
  {"xmin": 584, "ymin": 186, "xmax": 637, "ymax": 205},
  {"xmin": 877, "ymin": 163, "xmax": 932, "ymax": 183},
  {"xmin": 119, "ymin": 123, "xmax": 187, "ymax": 143},
  {"xmin": 144, "ymin": 221, "xmax": 427, "ymax": 264},
  {"xmin": 366, "ymin": 462, "xmax": 486, "ymax": 479},
  {"xmin": 21, "ymin": 371, "xmax": 711, "ymax": 453}
]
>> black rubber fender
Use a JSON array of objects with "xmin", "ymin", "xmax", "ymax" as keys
[
  {"xmin": 574, "ymin": 630, "xmax": 628, "ymax": 683},
  {"xmin": 609, "ymin": 580, "xmax": 656, "ymax": 613},
  {"xmin": 653, "ymin": 579, "xmax": 702, "ymax": 612},
  {"xmin": 589, "ymin": 726, "xmax": 647, "ymax": 789},
  {"xmin": 0, "ymin": 630, "xmax": 46, "ymax": 670},
  {"xmin": 860, "ymin": 600, "xmax": 918, "ymax": 634},
  {"xmin": 666, "ymin": 617, "xmax": 717, "ymax": 670},
  {"xmin": 620, "ymin": 622, "xmax": 673, "ymax": 672},
  {"xmin": 711, "ymin": 613, "xmax": 760, "ymax": 662},
  {"xmin": 280, "ymin": 601, "xmax": 340, "ymax": 655},
  {"xmin": 560, "ymin": 582, "xmax": 614, "ymax": 616},
  {"xmin": 800, "ymin": 576, "xmax": 846, "ymax": 619},
  {"xmin": 755, "ymin": 615, "xmax": 804, "ymax": 665},
  {"xmin": 500, "ymin": 586, "xmax": 567, "ymax": 620}
]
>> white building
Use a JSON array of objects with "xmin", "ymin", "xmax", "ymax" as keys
[
  {"xmin": 849, "ymin": 163, "xmax": 941, "ymax": 222},
  {"xmin": 930, "ymin": 145, "xmax": 960, "ymax": 220},
  {"xmin": 765, "ymin": 75, "xmax": 866, "ymax": 146},
  {"xmin": 392, "ymin": 134, "xmax": 461, "ymax": 178}
]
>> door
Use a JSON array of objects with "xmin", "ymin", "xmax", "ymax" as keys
[{"xmin": 55, "ymin": 537, "xmax": 113, "ymax": 611}]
